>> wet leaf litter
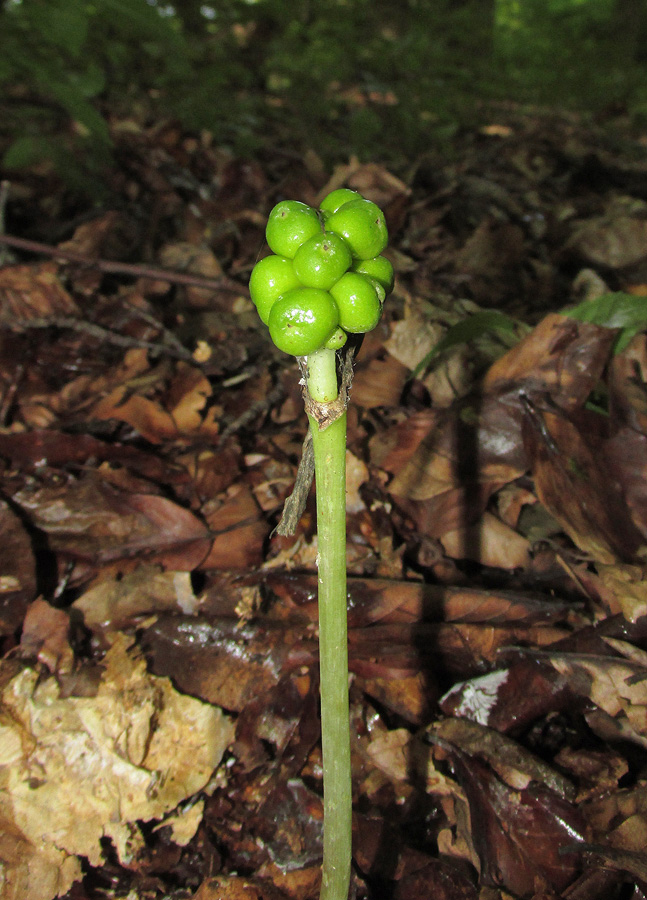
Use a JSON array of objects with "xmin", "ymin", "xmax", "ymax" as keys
[{"xmin": 1, "ymin": 109, "xmax": 647, "ymax": 898}]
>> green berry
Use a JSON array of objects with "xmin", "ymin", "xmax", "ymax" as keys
[
  {"xmin": 249, "ymin": 255, "xmax": 302, "ymax": 324},
  {"xmin": 366, "ymin": 276, "xmax": 386, "ymax": 305},
  {"xmin": 324, "ymin": 327, "xmax": 348, "ymax": 350},
  {"xmin": 352, "ymin": 255, "xmax": 394, "ymax": 294},
  {"xmin": 268, "ymin": 287, "xmax": 339, "ymax": 356},
  {"xmin": 319, "ymin": 188, "xmax": 361, "ymax": 215},
  {"xmin": 330, "ymin": 272, "xmax": 382, "ymax": 333},
  {"xmin": 325, "ymin": 198, "xmax": 388, "ymax": 260},
  {"xmin": 293, "ymin": 232, "xmax": 352, "ymax": 290},
  {"xmin": 266, "ymin": 200, "xmax": 322, "ymax": 259}
]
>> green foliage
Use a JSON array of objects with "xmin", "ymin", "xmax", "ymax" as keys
[
  {"xmin": 565, "ymin": 293, "xmax": 647, "ymax": 353},
  {"xmin": 494, "ymin": 0, "xmax": 645, "ymax": 109},
  {"xmin": 0, "ymin": 0, "xmax": 190, "ymax": 195},
  {"xmin": 1, "ymin": 0, "xmax": 646, "ymax": 194}
]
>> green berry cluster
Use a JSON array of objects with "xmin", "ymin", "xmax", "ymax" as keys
[{"xmin": 249, "ymin": 189, "xmax": 393, "ymax": 357}]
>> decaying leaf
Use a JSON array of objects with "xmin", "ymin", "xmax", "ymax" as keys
[
  {"xmin": 547, "ymin": 651, "xmax": 647, "ymax": 746},
  {"xmin": 436, "ymin": 746, "xmax": 586, "ymax": 896},
  {"xmin": 3, "ymin": 105, "xmax": 647, "ymax": 899},
  {"xmin": 0, "ymin": 633, "xmax": 234, "ymax": 900},
  {"xmin": 522, "ymin": 398, "xmax": 647, "ymax": 563}
]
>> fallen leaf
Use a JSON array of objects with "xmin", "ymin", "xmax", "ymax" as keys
[
  {"xmin": 439, "ymin": 748, "xmax": 585, "ymax": 896},
  {"xmin": 483, "ymin": 313, "xmax": 616, "ymax": 407},
  {"xmin": 142, "ymin": 615, "xmax": 316, "ymax": 711},
  {"xmin": 0, "ymin": 262, "xmax": 80, "ymax": 322},
  {"xmin": 547, "ymin": 651, "xmax": 647, "ymax": 746},
  {"xmin": 0, "ymin": 498, "xmax": 37, "ymax": 636},
  {"xmin": 440, "ymin": 511, "xmax": 530, "ymax": 569},
  {"xmin": 19, "ymin": 598, "xmax": 73, "ymax": 674},
  {"xmin": 522, "ymin": 397, "xmax": 646, "ymax": 563},
  {"xmin": 9, "ymin": 472, "xmax": 211, "ymax": 570},
  {"xmin": 73, "ymin": 565, "xmax": 202, "ymax": 630},
  {"xmin": 430, "ymin": 718, "xmax": 575, "ymax": 799},
  {"xmin": 567, "ymin": 215, "xmax": 647, "ymax": 269},
  {"xmin": 0, "ymin": 633, "xmax": 233, "ymax": 900}
]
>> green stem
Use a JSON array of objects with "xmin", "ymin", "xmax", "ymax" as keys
[{"xmin": 306, "ymin": 349, "xmax": 351, "ymax": 900}]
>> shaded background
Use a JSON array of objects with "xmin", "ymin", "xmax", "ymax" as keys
[{"xmin": 1, "ymin": 0, "xmax": 646, "ymax": 198}]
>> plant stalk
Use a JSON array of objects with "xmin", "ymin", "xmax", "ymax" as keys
[{"xmin": 306, "ymin": 348, "xmax": 351, "ymax": 900}]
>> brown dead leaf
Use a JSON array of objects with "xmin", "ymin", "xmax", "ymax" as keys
[
  {"xmin": 142, "ymin": 615, "xmax": 316, "ymax": 712},
  {"xmin": 352, "ymin": 355, "xmax": 408, "ymax": 408},
  {"xmin": 522, "ymin": 398, "xmax": 646, "ymax": 563},
  {"xmin": 194, "ymin": 874, "xmax": 290, "ymax": 900},
  {"xmin": 608, "ymin": 333, "xmax": 647, "ymax": 435},
  {"xmin": 363, "ymin": 726, "xmax": 455, "ymax": 796},
  {"xmin": 91, "ymin": 385, "xmax": 180, "ymax": 443},
  {"xmin": 0, "ymin": 498, "xmax": 37, "ymax": 636},
  {"xmin": 594, "ymin": 563, "xmax": 647, "ymax": 622},
  {"xmin": 58, "ymin": 210, "xmax": 125, "ymax": 257},
  {"xmin": 547, "ymin": 652, "xmax": 647, "ymax": 746},
  {"xmin": 583, "ymin": 782, "xmax": 647, "ymax": 853},
  {"xmin": 567, "ymin": 215, "xmax": 647, "ymax": 269},
  {"xmin": 384, "ymin": 314, "xmax": 445, "ymax": 375},
  {"xmin": 603, "ymin": 427, "xmax": 647, "ymax": 541},
  {"xmin": 389, "ymin": 390, "xmax": 527, "ymax": 503},
  {"xmin": 165, "ymin": 362, "xmax": 221, "ymax": 435},
  {"xmin": 439, "ymin": 661, "xmax": 575, "ymax": 734},
  {"xmin": 359, "ymin": 671, "xmax": 434, "ymax": 724},
  {"xmin": 349, "ymin": 620, "xmax": 565, "ymax": 683},
  {"xmin": 201, "ymin": 483, "xmax": 268, "ymax": 569},
  {"xmin": 269, "ymin": 572, "xmax": 573, "ymax": 631},
  {"xmin": 73, "ymin": 565, "xmax": 202, "ymax": 630},
  {"xmin": 430, "ymin": 718, "xmax": 575, "ymax": 800},
  {"xmin": 0, "ymin": 428, "xmax": 186, "ymax": 485},
  {"xmin": 440, "ymin": 511, "xmax": 530, "ymax": 569},
  {"xmin": 483, "ymin": 314, "xmax": 616, "ymax": 407},
  {"xmin": 554, "ymin": 746, "xmax": 628, "ymax": 803},
  {"xmin": 18, "ymin": 346, "xmax": 153, "ymax": 427},
  {"xmin": 246, "ymin": 452, "xmax": 297, "ymax": 514},
  {"xmin": 0, "ymin": 262, "xmax": 80, "ymax": 322},
  {"xmin": 258, "ymin": 863, "xmax": 322, "ymax": 900},
  {"xmin": 158, "ymin": 241, "xmax": 223, "ymax": 302},
  {"xmin": 233, "ymin": 670, "xmax": 319, "ymax": 773},
  {"xmin": 453, "ymin": 218, "xmax": 525, "ymax": 304},
  {"xmin": 9, "ymin": 471, "xmax": 211, "ymax": 570},
  {"xmin": 393, "ymin": 858, "xmax": 479, "ymax": 900},
  {"xmin": 370, "ymin": 408, "xmax": 438, "ymax": 473},
  {"xmin": 19, "ymin": 598, "xmax": 74, "ymax": 674},
  {"xmin": 439, "ymin": 748, "xmax": 585, "ymax": 896},
  {"xmin": 388, "ymin": 389, "xmax": 526, "ymax": 538}
]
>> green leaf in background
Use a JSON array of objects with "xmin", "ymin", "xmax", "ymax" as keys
[
  {"xmin": 68, "ymin": 64, "xmax": 107, "ymax": 100},
  {"xmin": 3, "ymin": 135, "xmax": 111, "ymax": 199},
  {"xmin": 411, "ymin": 309, "xmax": 518, "ymax": 381},
  {"xmin": 2, "ymin": 136, "xmax": 58, "ymax": 171},
  {"xmin": 36, "ymin": 0, "xmax": 89, "ymax": 58},
  {"xmin": 564, "ymin": 292, "xmax": 647, "ymax": 353},
  {"xmin": 48, "ymin": 83, "xmax": 111, "ymax": 144}
]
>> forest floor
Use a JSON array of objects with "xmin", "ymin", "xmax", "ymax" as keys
[{"xmin": 1, "ymin": 105, "xmax": 647, "ymax": 900}]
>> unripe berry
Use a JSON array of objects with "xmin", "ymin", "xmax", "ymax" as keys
[
  {"xmin": 324, "ymin": 327, "xmax": 348, "ymax": 350},
  {"xmin": 319, "ymin": 188, "xmax": 361, "ymax": 215},
  {"xmin": 266, "ymin": 200, "xmax": 322, "ymax": 258},
  {"xmin": 249, "ymin": 255, "xmax": 302, "ymax": 324},
  {"xmin": 352, "ymin": 255, "xmax": 394, "ymax": 294},
  {"xmin": 268, "ymin": 287, "xmax": 339, "ymax": 356},
  {"xmin": 293, "ymin": 232, "xmax": 352, "ymax": 290},
  {"xmin": 325, "ymin": 198, "xmax": 388, "ymax": 260},
  {"xmin": 330, "ymin": 272, "xmax": 382, "ymax": 333}
]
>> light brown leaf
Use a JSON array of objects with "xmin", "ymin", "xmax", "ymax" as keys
[{"xmin": 0, "ymin": 633, "xmax": 233, "ymax": 900}]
